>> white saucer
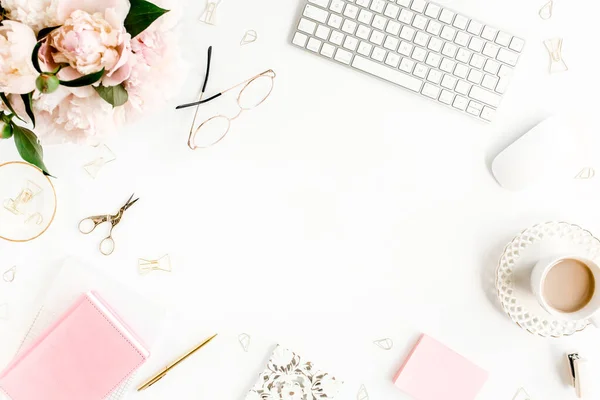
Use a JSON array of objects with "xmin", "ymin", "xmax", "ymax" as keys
[{"xmin": 496, "ymin": 221, "xmax": 600, "ymax": 337}]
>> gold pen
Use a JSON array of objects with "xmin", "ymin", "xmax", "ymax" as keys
[{"xmin": 137, "ymin": 333, "xmax": 218, "ymax": 391}]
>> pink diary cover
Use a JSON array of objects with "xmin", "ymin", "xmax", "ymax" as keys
[
  {"xmin": 393, "ymin": 334, "xmax": 488, "ymax": 400},
  {"xmin": 0, "ymin": 292, "xmax": 150, "ymax": 400}
]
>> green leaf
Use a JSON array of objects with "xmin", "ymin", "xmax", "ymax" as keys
[
  {"xmin": 20, "ymin": 92, "xmax": 35, "ymax": 128},
  {"xmin": 37, "ymin": 25, "xmax": 60, "ymax": 41},
  {"xmin": 59, "ymin": 68, "xmax": 105, "ymax": 87},
  {"xmin": 31, "ymin": 42, "xmax": 42, "ymax": 73},
  {"xmin": 12, "ymin": 123, "xmax": 50, "ymax": 176},
  {"xmin": 124, "ymin": 0, "xmax": 169, "ymax": 38},
  {"xmin": 0, "ymin": 93, "xmax": 25, "ymax": 123},
  {"xmin": 94, "ymin": 84, "xmax": 129, "ymax": 107}
]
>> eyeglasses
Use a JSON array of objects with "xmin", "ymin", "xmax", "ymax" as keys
[{"xmin": 176, "ymin": 47, "xmax": 276, "ymax": 149}]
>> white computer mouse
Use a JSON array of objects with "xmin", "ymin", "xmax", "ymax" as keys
[{"xmin": 492, "ymin": 115, "xmax": 597, "ymax": 191}]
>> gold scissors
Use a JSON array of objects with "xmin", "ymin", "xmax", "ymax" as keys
[{"xmin": 78, "ymin": 194, "xmax": 139, "ymax": 256}]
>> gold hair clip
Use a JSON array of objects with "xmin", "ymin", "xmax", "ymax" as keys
[
  {"xmin": 373, "ymin": 338, "xmax": 394, "ymax": 350},
  {"xmin": 3, "ymin": 266, "xmax": 16, "ymax": 283},
  {"xmin": 138, "ymin": 254, "xmax": 172, "ymax": 275},
  {"xmin": 241, "ymin": 30, "xmax": 258, "ymax": 46},
  {"xmin": 83, "ymin": 145, "xmax": 116, "ymax": 179},
  {"xmin": 357, "ymin": 384, "xmax": 369, "ymax": 400},
  {"xmin": 3, "ymin": 181, "xmax": 42, "ymax": 215},
  {"xmin": 238, "ymin": 333, "xmax": 251, "ymax": 352},
  {"xmin": 200, "ymin": 0, "xmax": 221, "ymax": 25},
  {"xmin": 539, "ymin": 0, "xmax": 553, "ymax": 20},
  {"xmin": 544, "ymin": 38, "xmax": 568, "ymax": 73}
]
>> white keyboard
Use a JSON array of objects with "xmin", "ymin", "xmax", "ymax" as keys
[{"xmin": 291, "ymin": 0, "xmax": 524, "ymax": 122}]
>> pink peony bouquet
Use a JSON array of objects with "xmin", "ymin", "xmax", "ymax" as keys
[{"xmin": 0, "ymin": 0, "xmax": 182, "ymax": 174}]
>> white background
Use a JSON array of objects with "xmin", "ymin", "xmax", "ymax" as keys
[{"xmin": 2, "ymin": 0, "xmax": 600, "ymax": 399}]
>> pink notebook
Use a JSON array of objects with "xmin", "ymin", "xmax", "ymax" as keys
[
  {"xmin": 0, "ymin": 292, "xmax": 150, "ymax": 400},
  {"xmin": 393, "ymin": 334, "xmax": 488, "ymax": 400}
]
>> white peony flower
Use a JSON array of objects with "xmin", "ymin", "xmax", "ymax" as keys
[
  {"xmin": 0, "ymin": 0, "xmax": 60, "ymax": 32},
  {"xmin": 0, "ymin": 20, "xmax": 38, "ymax": 94}
]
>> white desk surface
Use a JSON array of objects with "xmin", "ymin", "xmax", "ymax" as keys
[{"xmin": 2, "ymin": 0, "xmax": 600, "ymax": 399}]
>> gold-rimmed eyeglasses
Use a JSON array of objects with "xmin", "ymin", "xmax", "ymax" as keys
[{"xmin": 176, "ymin": 47, "xmax": 276, "ymax": 149}]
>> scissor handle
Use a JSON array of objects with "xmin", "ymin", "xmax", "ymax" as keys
[
  {"xmin": 99, "ymin": 236, "xmax": 115, "ymax": 256},
  {"xmin": 78, "ymin": 215, "xmax": 110, "ymax": 234}
]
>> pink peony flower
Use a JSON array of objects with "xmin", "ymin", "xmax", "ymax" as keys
[
  {"xmin": 47, "ymin": 8, "xmax": 132, "ymax": 84},
  {"xmin": 0, "ymin": 21, "xmax": 38, "ymax": 94}
]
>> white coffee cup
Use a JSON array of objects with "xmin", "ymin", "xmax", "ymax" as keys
[{"xmin": 531, "ymin": 255, "xmax": 600, "ymax": 326}]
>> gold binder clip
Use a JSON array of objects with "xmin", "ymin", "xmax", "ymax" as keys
[
  {"xmin": 138, "ymin": 254, "xmax": 172, "ymax": 275},
  {"xmin": 568, "ymin": 353, "xmax": 587, "ymax": 399},
  {"xmin": 3, "ymin": 181, "xmax": 42, "ymax": 215},
  {"xmin": 200, "ymin": 0, "xmax": 221, "ymax": 25},
  {"xmin": 544, "ymin": 38, "xmax": 568, "ymax": 73}
]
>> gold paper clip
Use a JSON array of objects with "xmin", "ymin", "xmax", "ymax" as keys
[
  {"xmin": 544, "ymin": 38, "xmax": 568, "ymax": 73},
  {"xmin": 138, "ymin": 254, "xmax": 172, "ymax": 275},
  {"xmin": 3, "ymin": 181, "xmax": 42, "ymax": 215},
  {"xmin": 539, "ymin": 0, "xmax": 553, "ymax": 20},
  {"xmin": 0, "ymin": 303, "xmax": 8, "ymax": 320},
  {"xmin": 3, "ymin": 266, "xmax": 16, "ymax": 283},
  {"xmin": 575, "ymin": 168, "xmax": 595, "ymax": 180},
  {"xmin": 240, "ymin": 30, "xmax": 258, "ymax": 46},
  {"xmin": 238, "ymin": 333, "xmax": 251, "ymax": 352},
  {"xmin": 25, "ymin": 212, "xmax": 43, "ymax": 225},
  {"xmin": 83, "ymin": 145, "xmax": 116, "ymax": 179},
  {"xmin": 200, "ymin": 0, "xmax": 221, "ymax": 25}
]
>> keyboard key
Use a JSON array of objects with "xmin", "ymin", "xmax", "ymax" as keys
[
  {"xmin": 426, "ymin": 69, "xmax": 442, "ymax": 84},
  {"xmin": 292, "ymin": 32, "xmax": 308, "ymax": 47},
  {"xmin": 398, "ymin": 41, "xmax": 413, "ymax": 56},
  {"xmin": 330, "ymin": 0, "xmax": 345, "ymax": 13},
  {"xmin": 352, "ymin": 55, "xmax": 423, "ymax": 92},
  {"xmin": 386, "ymin": 20, "xmax": 401, "ymax": 35},
  {"xmin": 315, "ymin": 24, "xmax": 331, "ymax": 39},
  {"xmin": 328, "ymin": 14, "xmax": 343, "ymax": 28},
  {"xmin": 467, "ymin": 69, "xmax": 483, "ymax": 84},
  {"xmin": 397, "ymin": 0, "xmax": 411, "ymax": 6},
  {"xmin": 482, "ymin": 42, "xmax": 500, "ymax": 58},
  {"xmin": 469, "ymin": 85, "xmax": 501, "ymax": 107},
  {"xmin": 469, "ymin": 53, "xmax": 485, "ymax": 69},
  {"xmin": 498, "ymin": 64, "xmax": 513, "ymax": 78},
  {"xmin": 342, "ymin": 19, "xmax": 358, "ymax": 34},
  {"xmin": 439, "ymin": 89, "xmax": 455, "ymax": 104},
  {"xmin": 481, "ymin": 26, "xmax": 498, "ymax": 41},
  {"xmin": 309, "ymin": 0, "xmax": 330, "ymax": 7},
  {"xmin": 495, "ymin": 31, "xmax": 512, "ymax": 46},
  {"xmin": 398, "ymin": 9, "xmax": 415, "ymax": 24},
  {"xmin": 453, "ymin": 95, "xmax": 468, "ymax": 110},
  {"xmin": 422, "ymin": 82, "xmax": 440, "ymax": 99},
  {"xmin": 455, "ymin": 80, "xmax": 471, "ymax": 94},
  {"xmin": 481, "ymin": 74, "xmax": 498, "ymax": 90},
  {"xmin": 343, "ymin": 4, "xmax": 359, "ymax": 19},
  {"xmin": 412, "ymin": 15, "xmax": 428, "ymax": 30},
  {"xmin": 305, "ymin": 4, "xmax": 329, "ymax": 23},
  {"xmin": 509, "ymin": 37, "xmax": 525, "ymax": 52},
  {"xmin": 358, "ymin": 41, "xmax": 373, "ymax": 55},
  {"xmin": 426, "ymin": 20, "xmax": 442, "ymax": 36},
  {"xmin": 356, "ymin": 24, "xmax": 371, "ymax": 39},
  {"xmin": 495, "ymin": 77, "xmax": 510, "ymax": 93},
  {"xmin": 385, "ymin": 52, "xmax": 401, "ymax": 67},
  {"xmin": 440, "ymin": 26, "xmax": 457, "ymax": 41},
  {"xmin": 456, "ymin": 48, "xmax": 472, "ymax": 63},
  {"xmin": 454, "ymin": 63, "xmax": 469, "ymax": 78},
  {"xmin": 468, "ymin": 37, "xmax": 484, "ymax": 52},
  {"xmin": 439, "ymin": 9, "xmax": 455, "ymax": 24},
  {"xmin": 425, "ymin": 3, "xmax": 441, "ymax": 19},
  {"xmin": 307, "ymin": 37, "xmax": 322, "ymax": 52},
  {"xmin": 427, "ymin": 37, "xmax": 443, "ymax": 52},
  {"xmin": 372, "ymin": 15, "xmax": 388, "ymax": 30},
  {"xmin": 481, "ymin": 106, "xmax": 495, "ymax": 121},
  {"xmin": 384, "ymin": 35, "xmax": 400, "ymax": 51},
  {"xmin": 358, "ymin": 9, "xmax": 374, "ymax": 24},
  {"xmin": 441, "ymin": 42, "xmax": 458, "ymax": 58},
  {"xmin": 356, "ymin": 0, "xmax": 370, "ymax": 6},
  {"xmin": 399, "ymin": 57, "xmax": 415, "ymax": 73},
  {"xmin": 466, "ymin": 100, "xmax": 483, "ymax": 116},
  {"xmin": 441, "ymin": 74, "xmax": 458, "ymax": 89},
  {"xmin": 330, "ymin": 30, "xmax": 345, "ymax": 45},
  {"xmin": 343, "ymin": 36, "xmax": 359, "ymax": 50},
  {"xmin": 370, "ymin": 30, "xmax": 385, "ymax": 45},
  {"xmin": 299, "ymin": 18, "xmax": 317, "ymax": 34},
  {"xmin": 371, "ymin": 46, "xmax": 386, "ymax": 61},
  {"xmin": 334, "ymin": 48, "xmax": 354, "ymax": 64},
  {"xmin": 411, "ymin": 47, "xmax": 427, "ymax": 62},
  {"xmin": 440, "ymin": 58, "xmax": 455, "ymax": 72},
  {"xmin": 400, "ymin": 26, "xmax": 416, "ymax": 41},
  {"xmin": 455, "ymin": 32, "xmax": 470, "ymax": 47},
  {"xmin": 321, "ymin": 42, "xmax": 336, "ymax": 57},
  {"xmin": 453, "ymin": 14, "xmax": 469, "ymax": 30},
  {"xmin": 483, "ymin": 59, "xmax": 500, "ymax": 74},
  {"xmin": 496, "ymin": 48, "xmax": 519, "ymax": 66},
  {"xmin": 414, "ymin": 31, "xmax": 430, "ymax": 47},
  {"xmin": 414, "ymin": 63, "xmax": 429, "ymax": 78},
  {"xmin": 410, "ymin": 0, "xmax": 427, "ymax": 13},
  {"xmin": 425, "ymin": 52, "xmax": 441, "ymax": 67},
  {"xmin": 466, "ymin": 20, "xmax": 483, "ymax": 35},
  {"xmin": 384, "ymin": 3, "xmax": 400, "ymax": 18},
  {"xmin": 370, "ymin": 0, "xmax": 386, "ymax": 13}
]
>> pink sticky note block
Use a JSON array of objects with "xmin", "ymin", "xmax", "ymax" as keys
[{"xmin": 393, "ymin": 334, "xmax": 488, "ymax": 400}]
